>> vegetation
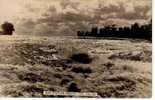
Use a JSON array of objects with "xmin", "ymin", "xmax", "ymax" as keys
[
  {"xmin": 70, "ymin": 53, "xmax": 93, "ymax": 64},
  {"xmin": 1, "ymin": 22, "xmax": 15, "ymax": 35},
  {"xmin": 77, "ymin": 21, "xmax": 152, "ymax": 41}
]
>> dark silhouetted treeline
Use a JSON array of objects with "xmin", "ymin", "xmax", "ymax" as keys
[{"xmin": 77, "ymin": 21, "xmax": 152, "ymax": 41}]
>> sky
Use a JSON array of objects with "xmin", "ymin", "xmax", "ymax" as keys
[{"xmin": 0, "ymin": 0, "xmax": 152, "ymax": 36}]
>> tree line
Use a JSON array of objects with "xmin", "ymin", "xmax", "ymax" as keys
[{"xmin": 77, "ymin": 21, "xmax": 152, "ymax": 41}]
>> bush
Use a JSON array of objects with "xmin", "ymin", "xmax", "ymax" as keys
[{"xmin": 70, "ymin": 53, "xmax": 92, "ymax": 64}]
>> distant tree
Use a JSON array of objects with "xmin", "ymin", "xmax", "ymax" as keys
[
  {"xmin": 77, "ymin": 31, "xmax": 82, "ymax": 36},
  {"xmin": 91, "ymin": 27, "xmax": 98, "ymax": 36},
  {"xmin": 1, "ymin": 22, "xmax": 15, "ymax": 35},
  {"xmin": 131, "ymin": 23, "xmax": 140, "ymax": 31}
]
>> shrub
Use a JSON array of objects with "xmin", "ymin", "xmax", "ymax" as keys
[{"xmin": 70, "ymin": 53, "xmax": 92, "ymax": 64}]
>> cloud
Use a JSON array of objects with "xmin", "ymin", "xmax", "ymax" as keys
[
  {"xmin": 11, "ymin": 0, "xmax": 151, "ymax": 36},
  {"xmin": 96, "ymin": 3, "xmax": 151, "ymax": 20}
]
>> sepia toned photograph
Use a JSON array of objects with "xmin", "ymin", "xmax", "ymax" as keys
[{"xmin": 0, "ymin": 0, "xmax": 152, "ymax": 98}]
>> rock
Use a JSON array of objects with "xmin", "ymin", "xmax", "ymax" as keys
[
  {"xmin": 67, "ymin": 82, "xmax": 81, "ymax": 92},
  {"xmin": 60, "ymin": 78, "xmax": 71, "ymax": 86}
]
